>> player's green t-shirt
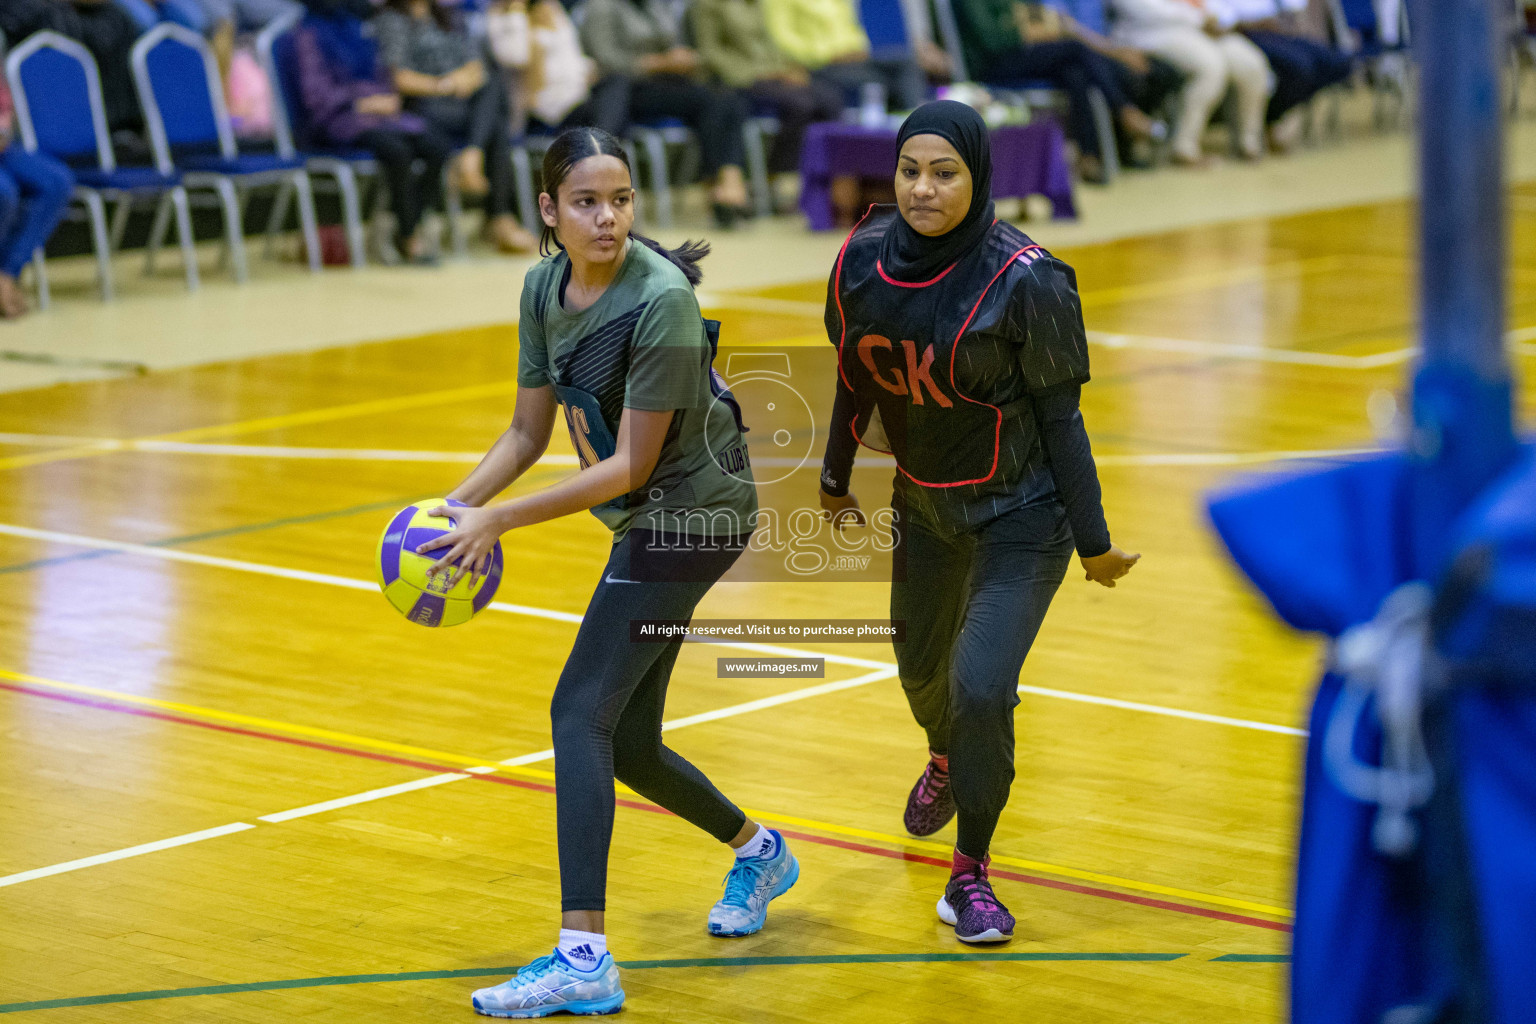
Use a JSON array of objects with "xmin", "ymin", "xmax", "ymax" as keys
[{"xmin": 517, "ymin": 239, "xmax": 757, "ymax": 539}]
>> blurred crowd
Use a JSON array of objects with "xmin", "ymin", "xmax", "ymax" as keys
[{"xmin": 0, "ymin": 0, "xmax": 1417, "ymax": 317}]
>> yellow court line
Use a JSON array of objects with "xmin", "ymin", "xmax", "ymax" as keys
[
  {"xmin": 2, "ymin": 666, "xmax": 1291, "ymax": 921},
  {"xmin": 0, "ymin": 379, "xmax": 522, "ymax": 474}
]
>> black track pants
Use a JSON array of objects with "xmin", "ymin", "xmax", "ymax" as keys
[{"xmin": 891, "ymin": 500, "xmax": 1074, "ymax": 859}]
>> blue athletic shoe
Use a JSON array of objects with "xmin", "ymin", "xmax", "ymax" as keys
[
  {"xmin": 470, "ymin": 949, "xmax": 624, "ymax": 1018},
  {"xmin": 708, "ymin": 830, "xmax": 799, "ymax": 937}
]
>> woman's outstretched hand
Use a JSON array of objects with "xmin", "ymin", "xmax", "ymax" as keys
[
  {"xmin": 1081, "ymin": 545, "xmax": 1141, "ymax": 588},
  {"xmin": 416, "ymin": 504, "xmax": 506, "ymax": 589},
  {"xmin": 819, "ymin": 487, "xmax": 865, "ymax": 533}
]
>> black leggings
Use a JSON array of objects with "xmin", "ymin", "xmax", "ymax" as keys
[
  {"xmin": 551, "ymin": 528, "xmax": 751, "ymax": 912},
  {"xmin": 571, "ymin": 74, "xmax": 748, "ymax": 178},
  {"xmin": 407, "ymin": 74, "xmax": 515, "ymax": 218},
  {"xmin": 354, "ymin": 127, "xmax": 453, "ymax": 243},
  {"xmin": 891, "ymin": 499, "xmax": 1073, "ymax": 859},
  {"xmin": 984, "ymin": 40, "xmax": 1131, "ymax": 160}
]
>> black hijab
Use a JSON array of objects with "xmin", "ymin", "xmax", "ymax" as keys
[{"xmin": 878, "ymin": 100, "xmax": 995, "ymax": 283}]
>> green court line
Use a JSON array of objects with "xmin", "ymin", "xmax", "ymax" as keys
[
  {"xmin": 0, "ymin": 462, "xmax": 577, "ymax": 578},
  {"xmin": 0, "ymin": 467, "xmax": 591, "ymax": 579},
  {"xmin": 0, "ymin": 495, "xmax": 421, "ymax": 577},
  {"xmin": 0, "ymin": 953, "xmax": 1193, "ymax": 1013},
  {"xmin": 1209, "ymin": 954, "xmax": 1292, "ymax": 963}
]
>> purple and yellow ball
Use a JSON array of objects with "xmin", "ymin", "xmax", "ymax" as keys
[{"xmin": 376, "ymin": 498, "xmax": 502, "ymax": 627}]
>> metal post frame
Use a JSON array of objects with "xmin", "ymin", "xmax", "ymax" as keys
[{"xmin": 1409, "ymin": 0, "xmax": 1518, "ymax": 575}]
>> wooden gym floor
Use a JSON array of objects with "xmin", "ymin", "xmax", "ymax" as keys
[{"xmin": 1, "ymin": 185, "xmax": 1534, "ymax": 1023}]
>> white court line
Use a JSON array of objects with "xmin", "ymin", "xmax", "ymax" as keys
[
  {"xmin": 0, "ymin": 432, "xmax": 114, "ymax": 447},
  {"xmin": 0, "ymin": 520, "xmax": 1310, "ymax": 724},
  {"xmin": 0, "ymin": 436, "xmax": 1385, "ymax": 468},
  {"xmin": 259, "ymin": 773, "xmax": 469, "ymax": 823},
  {"xmin": 661, "ymin": 667, "xmax": 899, "ymax": 730},
  {"xmin": 1087, "ymin": 331, "xmax": 1416, "ymax": 369},
  {"xmin": 0, "ymin": 664, "xmax": 903, "ymax": 888},
  {"xmin": 0, "ymin": 822, "xmax": 255, "ymax": 888},
  {"xmin": 0, "ymin": 523, "xmax": 897, "ymax": 669},
  {"xmin": 480, "ymin": 667, "xmax": 900, "ymax": 768},
  {"xmin": 136, "ymin": 442, "xmax": 504, "ymax": 463},
  {"xmin": 702, "ymin": 291, "xmax": 1536, "ymax": 366},
  {"xmin": 1018, "ymin": 685, "xmax": 1308, "ymax": 737},
  {"xmin": 1095, "ymin": 447, "xmax": 1379, "ymax": 467},
  {"xmin": 697, "ymin": 291, "xmax": 1410, "ymax": 368},
  {"xmin": 0, "ymin": 520, "xmax": 1303, "ymax": 890}
]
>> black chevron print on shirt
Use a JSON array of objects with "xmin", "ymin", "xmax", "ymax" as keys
[{"xmin": 554, "ymin": 303, "xmax": 648, "ymax": 430}]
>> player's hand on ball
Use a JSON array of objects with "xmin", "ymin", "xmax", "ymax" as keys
[
  {"xmin": 1081, "ymin": 545, "xmax": 1140, "ymax": 588},
  {"xmin": 417, "ymin": 504, "xmax": 503, "ymax": 588},
  {"xmin": 819, "ymin": 487, "xmax": 865, "ymax": 532}
]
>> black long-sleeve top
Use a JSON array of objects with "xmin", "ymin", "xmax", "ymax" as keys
[{"xmin": 819, "ymin": 249, "xmax": 1112, "ymax": 559}]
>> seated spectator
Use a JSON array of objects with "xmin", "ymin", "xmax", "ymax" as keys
[
  {"xmin": 1111, "ymin": 0, "xmax": 1273, "ymax": 164},
  {"xmin": 0, "ymin": 0, "xmax": 76, "ymax": 44},
  {"xmin": 951, "ymin": 0, "xmax": 1170, "ymax": 182},
  {"xmin": 577, "ymin": 0, "xmax": 753, "ymax": 227},
  {"xmin": 895, "ymin": 0, "xmax": 958, "ymax": 82},
  {"xmin": 1219, "ymin": 0, "xmax": 1350, "ymax": 151},
  {"xmin": 484, "ymin": 0, "xmax": 594, "ymax": 131},
  {"xmin": 374, "ymin": 0, "xmax": 536, "ymax": 253},
  {"xmin": 1035, "ymin": 0, "xmax": 1184, "ymax": 165},
  {"xmin": 294, "ymin": 0, "xmax": 451, "ymax": 264},
  {"xmin": 0, "ymin": 74, "xmax": 75, "ymax": 319},
  {"xmin": 761, "ymin": 0, "xmax": 926, "ymax": 111},
  {"xmin": 189, "ymin": 0, "xmax": 303, "ymax": 77},
  {"xmin": 68, "ymin": 0, "xmax": 147, "ymax": 135},
  {"xmin": 690, "ymin": 0, "xmax": 842, "ymax": 202},
  {"xmin": 114, "ymin": 0, "xmax": 207, "ymax": 34}
]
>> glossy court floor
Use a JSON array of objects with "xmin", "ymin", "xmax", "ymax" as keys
[{"xmin": 2, "ymin": 140, "xmax": 1535, "ymax": 1022}]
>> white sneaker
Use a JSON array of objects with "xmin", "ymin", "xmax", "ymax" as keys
[
  {"xmin": 708, "ymin": 830, "xmax": 800, "ymax": 937},
  {"xmin": 470, "ymin": 949, "xmax": 624, "ymax": 1018}
]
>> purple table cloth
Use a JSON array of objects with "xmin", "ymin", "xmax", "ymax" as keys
[{"xmin": 797, "ymin": 119, "xmax": 1077, "ymax": 231}]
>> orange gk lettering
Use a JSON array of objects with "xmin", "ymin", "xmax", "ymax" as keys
[{"xmin": 856, "ymin": 335, "xmax": 952, "ymax": 407}]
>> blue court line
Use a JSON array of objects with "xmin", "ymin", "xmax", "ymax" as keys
[{"xmin": 0, "ymin": 953, "xmax": 1210, "ymax": 1013}]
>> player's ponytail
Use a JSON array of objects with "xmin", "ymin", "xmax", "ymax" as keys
[
  {"xmin": 538, "ymin": 127, "xmax": 710, "ymax": 289},
  {"xmin": 629, "ymin": 233, "xmax": 709, "ymax": 288}
]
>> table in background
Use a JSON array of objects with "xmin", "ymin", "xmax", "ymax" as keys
[{"xmin": 797, "ymin": 120, "xmax": 1077, "ymax": 231}]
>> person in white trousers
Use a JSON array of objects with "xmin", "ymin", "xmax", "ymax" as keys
[{"xmin": 1111, "ymin": 0, "xmax": 1274, "ymax": 163}]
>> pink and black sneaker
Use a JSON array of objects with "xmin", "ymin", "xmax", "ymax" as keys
[
  {"xmin": 936, "ymin": 855, "xmax": 1015, "ymax": 944},
  {"xmin": 903, "ymin": 753, "xmax": 955, "ymax": 837}
]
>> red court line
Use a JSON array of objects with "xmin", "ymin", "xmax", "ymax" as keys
[
  {"xmin": 769, "ymin": 830, "xmax": 1291, "ymax": 933},
  {"xmin": 2, "ymin": 680, "xmax": 1290, "ymax": 933}
]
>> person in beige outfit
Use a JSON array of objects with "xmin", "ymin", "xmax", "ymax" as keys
[{"xmin": 691, "ymin": 0, "xmax": 842, "ymax": 184}]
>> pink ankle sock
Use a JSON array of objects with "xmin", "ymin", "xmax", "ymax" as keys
[
  {"xmin": 952, "ymin": 848, "xmax": 988, "ymax": 877},
  {"xmin": 929, "ymin": 750, "xmax": 950, "ymax": 774}
]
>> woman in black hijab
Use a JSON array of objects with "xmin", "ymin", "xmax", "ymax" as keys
[{"xmin": 817, "ymin": 100, "xmax": 1140, "ymax": 944}]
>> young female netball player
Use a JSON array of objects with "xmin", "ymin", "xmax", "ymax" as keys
[
  {"xmin": 816, "ymin": 101, "xmax": 1140, "ymax": 945},
  {"xmin": 416, "ymin": 127, "xmax": 798, "ymax": 1018}
]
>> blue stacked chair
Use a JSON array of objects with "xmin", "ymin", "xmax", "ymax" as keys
[
  {"xmin": 5, "ymin": 31, "xmax": 199, "ymax": 302},
  {"xmin": 131, "ymin": 22, "xmax": 321, "ymax": 281}
]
